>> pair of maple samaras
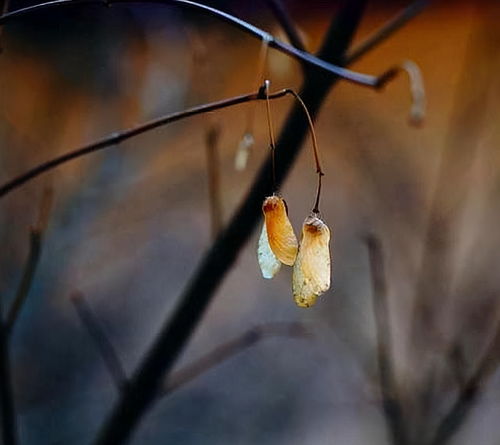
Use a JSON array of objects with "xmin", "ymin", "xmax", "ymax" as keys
[{"xmin": 257, "ymin": 195, "xmax": 331, "ymax": 308}]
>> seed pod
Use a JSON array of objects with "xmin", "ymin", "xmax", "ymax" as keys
[
  {"xmin": 257, "ymin": 223, "xmax": 281, "ymax": 279},
  {"xmin": 293, "ymin": 215, "xmax": 331, "ymax": 308},
  {"xmin": 262, "ymin": 195, "xmax": 298, "ymax": 266}
]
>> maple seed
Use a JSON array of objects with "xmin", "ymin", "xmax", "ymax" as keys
[
  {"xmin": 293, "ymin": 215, "xmax": 331, "ymax": 308},
  {"xmin": 257, "ymin": 223, "xmax": 281, "ymax": 279},
  {"xmin": 262, "ymin": 196, "xmax": 298, "ymax": 266}
]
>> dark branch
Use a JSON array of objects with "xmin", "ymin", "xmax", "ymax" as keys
[
  {"xmin": 345, "ymin": 0, "xmax": 430, "ymax": 63},
  {"xmin": 0, "ymin": 0, "xmax": 396, "ymax": 88},
  {"xmin": 0, "ymin": 0, "xmax": 429, "ymax": 200},
  {"xmin": 5, "ymin": 188, "xmax": 53, "ymax": 334},
  {"xmin": 0, "ymin": 298, "xmax": 18, "ymax": 445},
  {"xmin": 93, "ymin": 3, "xmax": 368, "ymax": 444},
  {"xmin": 71, "ymin": 292, "xmax": 128, "ymax": 390},
  {"xmin": 264, "ymin": 0, "xmax": 306, "ymax": 52},
  {"xmin": 366, "ymin": 234, "xmax": 408, "ymax": 445},
  {"xmin": 429, "ymin": 318, "xmax": 500, "ymax": 445},
  {"xmin": 162, "ymin": 322, "xmax": 309, "ymax": 395},
  {"xmin": 0, "ymin": 88, "xmax": 289, "ymax": 200}
]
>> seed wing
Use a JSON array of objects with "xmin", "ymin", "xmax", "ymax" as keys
[
  {"xmin": 263, "ymin": 196, "xmax": 298, "ymax": 266},
  {"xmin": 293, "ymin": 216, "xmax": 331, "ymax": 308},
  {"xmin": 257, "ymin": 222, "xmax": 281, "ymax": 279}
]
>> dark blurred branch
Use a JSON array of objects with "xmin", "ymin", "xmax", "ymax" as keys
[
  {"xmin": 448, "ymin": 342, "xmax": 467, "ymax": 389},
  {"xmin": 0, "ymin": 0, "xmax": 395, "ymax": 88},
  {"xmin": 264, "ymin": 0, "xmax": 306, "ymax": 52},
  {"xmin": 162, "ymin": 322, "xmax": 310, "ymax": 395},
  {"xmin": 429, "ymin": 320, "xmax": 500, "ymax": 445},
  {"xmin": 71, "ymin": 289, "xmax": 309, "ymax": 398},
  {"xmin": 205, "ymin": 124, "xmax": 223, "ymax": 240},
  {"xmin": 94, "ymin": 3, "xmax": 368, "ymax": 444},
  {"xmin": 70, "ymin": 292, "xmax": 127, "ymax": 391},
  {"xmin": 71, "ymin": 292, "xmax": 128, "ymax": 391},
  {"xmin": 345, "ymin": 0, "xmax": 430, "ymax": 63},
  {"xmin": 5, "ymin": 188, "xmax": 53, "ymax": 334},
  {"xmin": 366, "ymin": 235, "xmax": 408, "ymax": 445},
  {"xmin": 0, "ymin": 298, "xmax": 17, "ymax": 445}
]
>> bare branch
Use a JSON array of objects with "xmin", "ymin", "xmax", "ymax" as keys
[
  {"xmin": 0, "ymin": 0, "xmax": 429, "ymax": 200},
  {"xmin": 346, "ymin": 0, "xmax": 430, "ymax": 64},
  {"xmin": 70, "ymin": 292, "xmax": 128, "ymax": 391},
  {"xmin": 0, "ymin": 88, "xmax": 289, "ymax": 200},
  {"xmin": 429, "ymin": 319, "xmax": 500, "ymax": 445},
  {"xmin": 93, "ymin": 3, "xmax": 368, "ymax": 443},
  {"xmin": 0, "ymin": 0, "xmax": 397, "ymax": 89},
  {"xmin": 5, "ymin": 187, "xmax": 53, "ymax": 334},
  {"xmin": 365, "ymin": 234, "xmax": 408, "ymax": 445},
  {"xmin": 0, "ymin": 299, "xmax": 18, "ymax": 445},
  {"xmin": 162, "ymin": 322, "xmax": 310, "ymax": 396},
  {"xmin": 264, "ymin": 0, "xmax": 306, "ymax": 52}
]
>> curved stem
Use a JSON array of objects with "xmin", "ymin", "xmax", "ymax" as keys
[
  {"xmin": 264, "ymin": 80, "xmax": 277, "ymax": 191},
  {"xmin": 285, "ymin": 89, "xmax": 324, "ymax": 213},
  {"xmin": 0, "ymin": 0, "xmax": 394, "ymax": 88}
]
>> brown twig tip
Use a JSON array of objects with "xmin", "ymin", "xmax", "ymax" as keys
[{"xmin": 5, "ymin": 188, "xmax": 53, "ymax": 334}]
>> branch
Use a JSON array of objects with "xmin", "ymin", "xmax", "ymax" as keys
[
  {"xmin": 93, "ymin": 3, "xmax": 368, "ymax": 444},
  {"xmin": 365, "ymin": 234, "xmax": 408, "ymax": 445},
  {"xmin": 429, "ymin": 319, "xmax": 500, "ymax": 445},
  {"xmin": 345, "ymin": 0, "xmax": 430, "ymax": 63},
  {"xmin": 71, "ymin": 288, "xmax": 309, "ymax": 398},
  {"xmin": 70, "ymin": 292, "xmax": 128, "ymax": 390},
  {"xmin": 264, "ymin": 0, "xmax": 306, "ymax": 52},
  {"xmin": 162, "ymin": 322, "xmax": 310, "ymax": 396},
  {"xmin": 0, "ymin": 0, "xmax": 397, "ymax": 89},
  {"xmin": 0, "ymin": 0, "xmax": 429, "ymax": 200},
  {"xmin": 0, "ymin": 88, "xmax": 288, "ymax": 200},
  {"xmin": 5, "ymin": 187, "xmax": 53, "ymax": 334},
  {"xmin": 0, "ymin": 299, "xmax": 18, "ymax": 445}
]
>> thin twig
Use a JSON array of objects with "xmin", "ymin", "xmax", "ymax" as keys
[
  {"xmin": 0, "ymin": 88, "xmax": 289, "ymax": 199},
  {"xmin": 71, "ymin": 288, "xmax": 308, "ymax": 398},
  {"xmin": 264, "ymin": 0, "xmax": 306, "ymax": 52},
  {"xmin": 70, "ymin": 292, "xmax": 128, "ymax": 390},
  {"xmin": 6, "ymin": 187, "xmax": 53, "ymax": 334},
  {"xmin": 0, "ymin": 78, "xmax": 427, "ymax": 203},
  {"xmin": 0, "ymin": 0, "xmax": 398, "ymax": 89},
  {"xmin": 345, "ymin": 0, "xmax": 430, "ymax": 63},
  {"xmin": 365, "ymin": 61, "xmax": 426, "ymax": 126},
  {"xmin": 0, "ymin": 298, "xmax": 18, "ymax": 445},
  {"xmin": 162, "ymin": 322, "xmax": 310, "ymax": 395},
  {"xmin": 429, "ymin": 318, "xmax": 500, "ymax": 445},
  {"xmin": 94, "ymin": 3, "xmax": 368, "ymax": 443},
  {"xmin": 366, "ymin": 234, "xmax": 408, "ymax": 445},
  {"xmin": 205, "ymin": 124, "xmax": 223, "ymax": 239},
  {"xmin": 401, "ymin": 60, "xmax": 426, "ymax": 126}
]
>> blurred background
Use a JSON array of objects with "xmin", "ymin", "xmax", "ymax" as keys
[{"xmin": 1, "ymin": 0, "xmax": 500, "ymax": 444}]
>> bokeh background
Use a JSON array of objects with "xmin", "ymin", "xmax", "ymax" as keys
[{"xmin": 1, "ymin": 0, "xmax": 500, "ymax": 444}]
